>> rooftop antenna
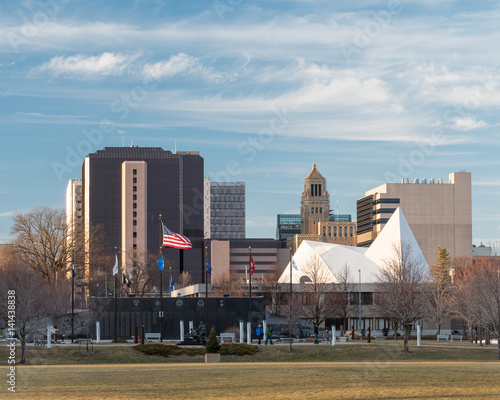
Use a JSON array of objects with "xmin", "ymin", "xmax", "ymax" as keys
[
  {"xmin": 130, "ymin": 140, "xmax": 133, "ymax": 148},
  {"xmin": 174, "ymin": 142, "xmax": 177, "ymax": 154}
]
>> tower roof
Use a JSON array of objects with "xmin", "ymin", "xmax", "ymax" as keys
[{"xmin": 306, "ymin": 163, "xmax": 324, "ymax": 180}]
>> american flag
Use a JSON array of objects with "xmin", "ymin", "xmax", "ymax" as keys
[
  {"xmin": 250, "ymin": 255, "xmax": 256, "ymax": 275},
  {"xmin": 162, "ymin": 223, "xmax": 192, "ymax": 249}
]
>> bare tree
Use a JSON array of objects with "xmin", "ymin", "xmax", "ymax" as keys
[
  {"xmin": 331, "ymin": 263, "xmax": 356, "ymax": 335},
  {"xmin": 177, "ymin": 271, "xmax": 193, "ymax": 289},
  {"xmin": 11, "ymin": 207, "xmax": 69, "ymax": 286},
  {"xmin": 375, "ymin": 242, "xmax": 427, "ymax": 353},
  {"xmin": 0, "ymin": 259, "xmax": 66, "ymax": 363},
  {"xmin": 299, "ymin": 253, "xmax": 334, "ymax": 326},
  {"xmin": 211, "ymin": 271, "xmax": 246, "ymax": 297},
  {"xmin": 122, "ymin": 250, "xmax": 157, "ymax": 296},
  {"xmin": 260, "ymin": 262, "xmax": 287, "ymax": 315}
]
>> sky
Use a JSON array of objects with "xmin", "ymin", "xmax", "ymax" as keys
[{"xmin": 0, "ymin": 0, "xmax": 499, "ymax": 245}]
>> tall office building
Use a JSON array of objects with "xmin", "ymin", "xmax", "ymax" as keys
[
  {"xmin": 66, "ymin": 179, "xmax": 83, "ymax": 246},
  {"xmin": 356, "ymin": 172, "xmax": 472, "ymax": 265},
  {"xmin": 82, "ymin": 147, "xmax": 204, "ymax": 296},
  {"xmin": 210, "ymin": 182, "xmax": 245, "ymax": 239},
  {"xmin": 276, "ymin": 214, "xmax": 301, "ymax": 248}
]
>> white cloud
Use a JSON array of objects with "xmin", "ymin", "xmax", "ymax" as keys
[
  {"xmin": 142, "ymin": 53, "xmax": 230, "ymax": 83},
  {"xmin": 36, "ymin": 52, "xmax": 138, "ymax": 78},
  {"xmin": 0, "ymin": 211, "xmax": 15, "ymax": 217},
  {"xmin": 452, "ymin": 116, "xmax": 488, "ymax": 131}
]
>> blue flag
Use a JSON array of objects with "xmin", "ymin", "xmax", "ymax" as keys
[
  {"xmin": 157, "ymin": 254, "xmax": 164, "ymax": 271},
  {"xmin": 169, "ymin": 275, "xmax": 174, "ymax": 292},
  {"xmin": 206, "ymin": 258, "xmax": 212, "ymax": 275},
  {"xmin": 72, "ymin": 255, "xmax": 76, "ymax": 278}
]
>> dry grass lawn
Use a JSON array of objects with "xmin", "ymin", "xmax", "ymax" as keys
[{"xmin": 5, "ymin": 361, "xmax": 500, "ymax": 400}]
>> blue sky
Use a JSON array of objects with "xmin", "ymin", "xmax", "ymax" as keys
[{"xmin": 1, "ymin": 0, "xmax": 499, "ymax": 245}]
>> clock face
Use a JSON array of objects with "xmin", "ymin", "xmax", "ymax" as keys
[
  {"xmin": 197, "ymin": 299, "xmax": 205, "ymax": 307},
  {"xmin": 175, "ymin": 299, "xmax": 183, "ymax": 307}
]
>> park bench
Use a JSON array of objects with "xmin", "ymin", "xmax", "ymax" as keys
[
  {"xmin": 219, "ymin": 333, "xmax": 235, "ymax": 343},
  {"xmin": 145, "ymin": 333, "xmax": 161, "ymax": 343},
  {"xmin": 337, "ymin": 336, "xmax": 349, "ymax": 343},
  {"xmin": 321, "ymin": 333, "xmax": 332, "ymax": 344},
  {"xmin": 451, "ymin": 334, "xmax": 463, "ymax": 342},
  {"xmin": 282, "ymin": 337, "xmax": 294, "ymax": 344},
  {"xmin": 437, "ymin": 334, "xmax": 449, "ymax": 342}
]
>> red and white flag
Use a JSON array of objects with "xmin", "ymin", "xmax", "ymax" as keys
[
  {"xmin": 250, "ymin": 255, "xmax": 256, "ymax": 275},
  {"xmin": 162, "ymin": 223, "xmax": 192, "ymax": 249}
]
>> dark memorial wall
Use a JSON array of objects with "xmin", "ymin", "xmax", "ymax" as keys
[{"xmin": 88, "ymin": 297, "xmax": 266, "ymax": 340}]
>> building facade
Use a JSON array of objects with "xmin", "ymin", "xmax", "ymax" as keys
[
  {"xmin": 210, "ymin": 182, "xmax": 245, "ymax": 240},
  {"xmin": 81, "ymin": 146, "xmax": 205, "ymax": 296},
  {"xmin": 356, "ymin": 172, "xmax": 472, "ymax": 265},
  {"xmin": 208, "ymin": 238, "xmax": 290, "ymax": 283},
  {"xmin": 276, "ymin": 214, "xmax": 301, "ymax": 248}
]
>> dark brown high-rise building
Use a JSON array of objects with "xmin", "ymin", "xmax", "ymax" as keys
[{"xmin": 82, "ymin": 146, "xmax": 204, "ymax": 296}]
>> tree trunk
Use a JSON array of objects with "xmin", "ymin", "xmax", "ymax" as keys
[
  {"xmin": 403, "ymin": 325, "xmax": 411, "ymax": 353},
  {"xmin": 21, "ymin": 337, "xmax": 26, "ymax": 364},
  {"xmin": 436, "ymin": 324, "xmax": 441, "ymax": 336},
  {"xmin": 479, "ymin": 327, "xmax": 483, "ymax": 347},
  {"xmin": 393, "ymin": 321, "xmax": 398, "ymax": 340},
  {"xmin": 498, "ymin": 340, "xmax": 500, "ymax": 361}
]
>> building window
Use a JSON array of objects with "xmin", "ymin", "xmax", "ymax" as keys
[
  {"xmin": 345, "ymin": 227, "xmax": 348, "ymax": 236},
  {"xmin": 133, "ymin": 212, "xmax": 137, "ymax": 217},
  {"xmin": 133, "ymin": 178, "xmax": 137, "ymax": 183},
  {"xmin": 133, "ymin": 169, "xmax": 137, "ymax": 175},
  {"xmin": 319, "ymin": 184, "xmax": 322, "ymax": 197},
  {"xmin": 133, "ymin": 220, "xmax": 137, "ymax": 226},
  {"xmin": 323, "ymin": 227, "xmax": 326, "ymax": 236},
  {"xmin": 339, "ymin": 227, "xmax": 342, "ymax": 237},
  {"xmin": 311, "ymin": 208, "xmax": 314, "ymax": 214},
  {"xmin": 350, "ymin": 226, "xmax": 353, "ymax": 237},
  {"xmin": 133, "ymin": 232, "xmax": 137, "ymax": 238},
  {"xmin": 133, "ymin": 195, "xmax": 137, "ymax": 201},
  {"xmin": 334, "ymin": 227, "xmax": 337, "ymax": 237},
  {"xmin": 315, "ymin": 207, "xmax": 318, "ymax": 214},
  {"xmin": 133, "ymin": 186, "xmax": 137, "ymax": 192},
  {"xmin": 320, "ymin": 207, "xmax": 322, "ymax": 214},
  {"xmin": 311, "ymin": 184, "xmax": 314, "ymax": 196},
  {"xmin": 328, "ymin": 226, "xmax": 331, "ymax": 236},
  {"xmin": 133, "ymin": 203, "xmax": 137, "ymax": 209}
]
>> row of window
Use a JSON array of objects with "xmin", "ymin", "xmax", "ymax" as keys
[
  {"xmin": 322, "ymin": 225, "xmax": 354, "ymax": 237},
  {"xmin": 310, "ymin": 184, "xmax": 322, "ymax": 197},
  {"xmin": 311, "ymin": 207, "xmax": 323, "ymax": 214}
]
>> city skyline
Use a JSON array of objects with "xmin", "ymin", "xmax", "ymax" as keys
[{"xmin": 1, "ymin": 1, "xmax": 499, "ymax": 245}]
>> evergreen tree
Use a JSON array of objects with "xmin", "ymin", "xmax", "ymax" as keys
[
  {"xmin": 206, "ymin": 328, "xmax": 220, "ymax": 354},
  {"xmin": 430, "ymin": 247, "xmax": 451, "ymax": 287}
]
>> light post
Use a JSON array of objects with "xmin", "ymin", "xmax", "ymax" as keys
[{"xmin": 358, "ymin": 269, "xmax": 362, "ymax": 337}]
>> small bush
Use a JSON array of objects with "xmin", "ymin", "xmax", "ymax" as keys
[
  {"xmin": 220, "ymin": 343, "xmax": 258, "ymax": 356},
  {"xmin": 206, "ymin": 328, "xmax": 221, "ymax": 354},
  {"xmin": 134, "ymin": 344, "xmax": 205, "ymax": 357}
]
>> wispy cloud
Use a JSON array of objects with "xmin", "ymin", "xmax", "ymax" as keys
[
  {"xmin": 35, "ymin": 52, "xmax": 139, "ymax": 78},
  {"xmin": 0, "ymin": 211, "xmax": 15, "ymax": 217},
  {"xmin": 451, "ymin": 116, "xmax": 488, "ymax": 131}
]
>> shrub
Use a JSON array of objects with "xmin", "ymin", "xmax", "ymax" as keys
[
  {"xmin": 206, "ymin": 328, "xmax": 221, "ymax": 354},
  {"xmin": 220, "ymin": 343, "xmax": 258, "ymax": 356}
]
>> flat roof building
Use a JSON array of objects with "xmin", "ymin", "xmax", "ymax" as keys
[{"xmin": 357, "ymin": 172, "xmax": 472, "ymax": 265}]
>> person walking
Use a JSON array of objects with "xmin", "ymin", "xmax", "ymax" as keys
[
  {"xmin": 265, "ymin": 324, "xmax": 274, "ymax": 345},
  {"xmin": 256, "ymin": 324, "xmax": 264, "ymax": 345},
  {"xmin": 314, "ymin": 323, "xmax": 319, "ymax": 344}
]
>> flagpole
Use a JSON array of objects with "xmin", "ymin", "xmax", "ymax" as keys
[
  {"xmin": 289, "ymin": 247, "xmax": 293, "ymax": 350},
  {"xmin": 248, "ymin": 246, "xmax": 252, "ymax": 327},
  {"xmin": 71, "ymin": 252, "xmax": 75, "ymax": 344},
  {"xmin": 114, "ymin": 247, "xmax": 118, "ymax": 344},
  {"xmin": 205, "ymin": 244, "xmax": 208, "ymax": 329},
  {"xmin": 159, "ymin": 214, "xmax": 164, "ymax": 343}
]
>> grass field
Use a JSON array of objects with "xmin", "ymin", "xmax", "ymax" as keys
[
  {"xmin": 2, "ymin": 341, "xmax": 500, "ymax": 399},
  {"xmin": 6, "ymin": 362, "xmax": 500, "ymax": 399}
]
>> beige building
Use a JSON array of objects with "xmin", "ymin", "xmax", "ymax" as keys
[
  {"xmin": 288, "ymin": 163, "xmax": 357, "ymax": 253},
  {"xmin": 356, "ymin": 172, "xmax": 472, "ymax": 265}
]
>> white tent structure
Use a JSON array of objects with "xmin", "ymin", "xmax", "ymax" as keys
[{"xmin": 279, "ymin": 207, "xmax": 429, "ymax": 284}]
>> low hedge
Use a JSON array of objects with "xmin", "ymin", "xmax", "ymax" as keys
[{"xmin": 134, "ymin": 343, "xmax": 258, "ymax": 358}]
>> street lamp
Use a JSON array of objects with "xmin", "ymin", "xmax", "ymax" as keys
[{"xmin": 358, "ymin": 269, "xmax": 362, "ymax": 336}]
